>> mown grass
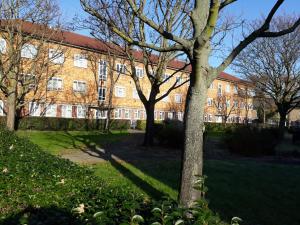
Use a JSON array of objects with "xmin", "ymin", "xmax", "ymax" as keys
[{"xmin": 17, "ymin": 130, "xmax": 127, "ymax": 155}]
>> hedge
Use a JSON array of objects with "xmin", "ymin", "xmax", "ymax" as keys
[{"xmin": 0, "ymin": 116, "xmax": 130, "ymax": 131}]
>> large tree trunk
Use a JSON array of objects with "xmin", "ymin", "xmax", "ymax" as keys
[
  {"xmin": 179, "ymin": 55, "xmax": 208, "ymax": 207},
  {"xmin": 278, "ymin": 111, "xmax": 287, "ymax": 140},
  {"xmin": 143, "ymin": 102, "xmax": 155, "ymax": 146},
  {"xmin": 6, "ymin": 91, "xmax": 16, "ymax": 131}
]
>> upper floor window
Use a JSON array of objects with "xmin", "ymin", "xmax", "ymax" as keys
[
  {"xmin": 234, "ymin": 85, "xmax": 238, "ymax": 94},
  {"xmin": 23, "ymin": 74, "xmax": 36, "ymax": 89},
  {"xmin": 226, "ymin": 84, "xmax": 231, "ymax": 93},
  {"xmin": 49, "ymin": 49, "xmax": 64, "ymax": 64},
  {"xmin": 21, "ymin": 44, "xmax": 37, "ymax": 59},
  {"xmin": 98, "ymin": 87, "xmax": 106, "ymax": 101},
  {"xmin": 162, "ymin": 74, "xmax": 170, "ymax": 82},
  {"xmin": 73, "ymin": 80, "xmax": 87, "ymax": 92},
  {"xmin": 209, "ymin": 83, "xmax": 214, "ymax": 89},
  {"xmin": 115, "ymin": 86, "xmax": 126, "ymax": 97},
  {"xmin": 233, "ymin": 100, "xmax": 239, "ymax": 108},
  {"xmin": 99, "ymin": 60, "xmax": 107, "ymax": 80},
  {"xmin": 47, "ymin": 77, "xmax": 63, "ymax": 91},
  {"xmin": 74, "ymin": 54, "xmax": 87, "ymax": 68},
  {"xmin": 176, "ymin": 76, "xmax": 183, "ymax": 85},
  {"xmin": 175, "ymin": 94, "xmax": 182, "ymax": 103},
  {"xmin": 226, "ymin": 100, "xmax": 230, "ymax": 108},
  {"xmin": 207, "ymin": 98, "xmax": 213, "ymax": 106},
  {"xmin": 132, "ymin": 89, "xmax": 139, "ymax": 99},
  {"xmin": 0, "ymin": 38, "xmax": 6, "ymax": 53},
  {"xmin": 77, "ymin": 105, "xmax": 86, "ymax": 118},
  {"xmin": 116, "ymin": 63, "xmax": 126, "ymax": 74},
  {"xmin": 217, "ymin": 84, "xmax": 222, "ymax": 96},
  {"xmin": 45, "ymin": 104, "xmax": 57, "ymax": 117},
  {"xmin": 162, "ymin": 94, "xmax": 169, "ymax": 102},
  {"xmin": 135, "ymin": 67, "xmax": 144, "ymax": 78}
]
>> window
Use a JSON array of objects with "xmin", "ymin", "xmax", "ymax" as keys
[
  {"xmin": 162, "ymin": 95, "xmax": 169, "ymax": 102},
  {"xmin": 77, "ymin": 105, "xmax": 86, "ymax": 118},
  {"xmin": 0, "ymin": 38, "xmax": 6, "ymax": 53},
  {"xmin": 0, "ymin": 100, "xmax": 3, "ymax": 116},
  {"xmin": 226, "ymin": 84, "xmax": 231, "ymax": 93},
  {"xmin": 116, "ymin": 63, "xmax": 126, "ymax": 74},
  {"xmin": 162, "ymin": 74, "xmax": 170, "ymax": 82},
  {"xmin": 114, "ymin": 108, "xmax": 122, "ymax": 119},
  {"xmin": 176, "ymin": 76, "xmax": 182, "ymax": 84},
  {"xmin": 98, "ymin": 87, "xmax": 106, "ymax": 101},
  {"xmin": 133, "ymin": 109, "xmax": 139, "ymax": 119},
  {"xmin": 99, "ymin": 60, "xmax": 107, "ymax": 80},
  {"xmin": 226, "ymin": 100, "xmax": 230, "ymax": 108},
  {"xmin": 136, "ymin": 67, "xmax": 144, "ymax": 78},
  {"xmin": 208, "ymin": 114, "xmax": 213, "ymax": 122},
  {"xmin": 207, "ymin": 98, "xmax": 213, "ymax": 106},
  {"xmin": 175, "ymin": 94, "xmax": 182, "ymax": 103},
  {"xmin": 21, "ymin": 44, "xmax": 37, "ymax": 59},
  {"xmin": 234, "ymin": 85, "xmax": 238, "ymax": 94},
  {"xmin": 139, "ymin": 110, "xmax": 146, "ymax": 120},
  {"xmin": 177, "ymin": 112, "xmax": 183, "ymax": 121},
  {"xmin": 209, "ymin": 83, "xmax": 214, "ymax": 89},
  {"xmin": 49, "ymin": 49, "xmax": 64, "ymax": 64},
  {"xmin": 217, "ymin": 84, "xmax": 222, "ymax": 96},
  {"xmin": 168, "ymin": 112, "xmax": 173, "ymax": 119},
  {"xmin": 133, "ymin": 89, "xmax": 139, "ymax": 99},
  {"xmin": 45, "ymin": 104, "xmax": 57, "ymax": 117},
  {"xmin": 115, "ymin": 86, "xmax": 126, "ymax": 97},
  {"xmin": 249, "ymin": 89, "xmax": 255, "ymax": 97},
  {"xmin": 124, "ymin": 109, "xmax": 130, "ymax": 119},
  {"xmin": 47, "ymin": 77, "xmax": 62, "ymax": 91},
  {"xmin": 233, "ymin": 100, "xmax": 239, "ymax": 108},
  {"xmin": 61, "ymin": 105, "xmax": 72, "ymax": 118},
  {"xmin": 73, "ymin": 80, "xmax": 87, "ymax": 92},
  {"xmin": 23, "ymin": 74, "xmax": 36, "ymax": 89},
  {"xmin": 95, "ymin": 110, "xmax": 107, "ymax": 119},
  {"xmin": 29, "ymin": 102, "xmax": 40, "ymax": 117},
  {"xmin": 159, "ymin": 111, "xmax": 165, "ymax": 120},
  {"xmin": 74, "ymin": 54, "xmax": 87, "ymax": 68}
]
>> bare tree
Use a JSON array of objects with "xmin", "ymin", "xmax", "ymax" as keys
[
  {"xmin": 0, "ymin": 0, "xmax": 63, "ymax": 130},
  {"xmin": 80, "ymin": 0, "xmax": 300, "ymax": 206},
  {"xmin": 234, "ymin": 17, "xmax": 300, "ymax": 137}
]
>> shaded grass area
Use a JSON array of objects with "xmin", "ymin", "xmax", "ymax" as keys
[
  {"xmin": 92, "ymin": 160, "xmax": 300, "ymax": 225},
  {"xmin": 17, "ymin": 130, "xmax": 127, "ymax": 155}
]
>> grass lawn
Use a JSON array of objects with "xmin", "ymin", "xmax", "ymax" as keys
[
  {"xmin": 92, "ymin": 160, "xmax": 300, "ymax": 225},
  {"xmin": 17, "ymin": 130, "xmax": 127, "ymax": 155}
]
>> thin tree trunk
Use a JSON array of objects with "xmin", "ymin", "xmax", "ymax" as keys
[
  {"xmin": 143, "ymin": 102, "xmax": 155, "ymax": 146},
  {"xmin": 278, "ymin": 111, "xmax": 286, "ymax": 140},
  {"xmin": 179, "ymin": 57, "xmax": 208, "ymax": 207}
]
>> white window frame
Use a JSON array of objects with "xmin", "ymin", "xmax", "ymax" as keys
[
  {"xmin": 234, "ymin": 85, "xmax": 238, "ymax": 94},
  {"xmin": 233, "ymin": 100, "xmax": 239, "ymax": 108},
  {"xmin": 177, "ymin": 112, "xmax": 183, "ymax": 121},
  {"xmin": 207, "ymin": 98, "xmax": 213, "ymax": 106},
  {"xmin": 0, "ymin": 100, "xmax": 4, "ymax": 116},
  {"xmin": 49, "ymin": 49, "xmax": 64, "ymax": 64},
  {"xmin": 73, "ymin": 80, "xmax": 87, "ymax": 93},
  {"xmin": 209, "ymin": 82, "xmax": 214, "ymax": 89},
  {"xmin": 217, "ymin": 83, "xmax": 222, "ymax": 96},
  {"xmin": 133, "ymin": 109, "xmax": 139, "ymax": 119},
  {"xmin": 159, "ymin": 111, "xmax": 165, "ymax": 120},
  {"xmin": 226, "ymin": 84, "xmax": 231, "ymax": 93},
  {"xmin": 0, "ymin": 38, "xmax": 6, "ymax": 53},
  {"xmin": 116, "ymin": 63, "xmax": 126, "ymax": 74},
  {"xmin": 168, "ymin": 112, "xmax": 173, "ymax": 119},
  {"xmin": 132, "ymin": 89, "xmax": 139, "ymax": 99},
  {"xmin": 162, "ymin": 74, "xmax": 170, "ymax": 82},
  {"xmin": 77, "ymin": 105, "xmax": 86, "ymax": 118},
  {"xmin": 21, "ymin": 43, "xmax": 37, "ymax": 59},
  {"xmin": 124, "ymin": 109, "xmax": 130, "ymax": 119},
  {"xmin": 114, "ymin": 108, "xmax": 122, "ymax": 119},
  {"xmin": 135, "ymin": 67, "xmax": 144, "ymax": 78},
  {"xmin": 174, "ymin": 94, "xmax": 182, "ymax": 103},
  {"xmin": 95, "ymin": 110, "xmax": 107, "ymax": 119},
  {"xmin": 74, "ymin": 54, "xmax": 88, "ymax": 68},
  {"xmin": 29, "ymin": 102, "xmax": 41, "ymax": 117},
  {"xmin": 99, "ymin": 60, "xmax": 107, "ymax": 80},
  {"xmin": 176, "ymin": 76, "xmax": 182, "ymax": 85},
  {"xmin": 47, "ymin": 77, "xmax": 63, "ymax": 91},
  {"xmin": 162, "ymin": 94, "xmax": 169, "ymax": 102},
  {"xmin": 115, "ymin": 86, "xmax": 126, "ymax": 98},
  {"xmin": 208, "ymin": 114, "xmax": 213, "ymax": 122},
  {"xmin": 61, "ymin": 104, "xmax": 72, "ymax": 118},
  {"xmin": 45, "ymin": 104, "xmax": 57, "ymax": 117},
  {"xmin": 98, "ymin": 87, "xmax": 106, "ymax": 101}
]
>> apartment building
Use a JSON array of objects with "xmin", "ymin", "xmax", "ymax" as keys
[{"xmin": 0, "ymin": 21, "xmax": 256, "ymax": 124}]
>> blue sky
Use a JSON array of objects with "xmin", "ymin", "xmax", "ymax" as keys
[{"xmin": 58, "ymin": 0, "xmax": 300, "ymax": 75}]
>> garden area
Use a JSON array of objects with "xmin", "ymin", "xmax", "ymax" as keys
[{"xmin": 1, "ymin": 125, "xmax": 300, "ymax": 225}]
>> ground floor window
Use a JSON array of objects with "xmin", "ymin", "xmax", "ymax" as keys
[
  {"xmin": 95, "ymin": 110, "xmax": 107, "ymax": 119},
  {"xmin": 29, "ymin": 102, "xmax": 41, "ymax": 117},
  {"xmin": 77, "ymin": 105, "xmax": 86, "ymax": 118},
  {"xmin": 114, "ymin": 108, "xmax": 122, "ymax": 119},
  {"xmin": 61, "ymin": 105, "xmax": 72, "ymax": 118},
  {"xmin": 45, "ymin": 104, "xmax": 57, "ymax": 117}
]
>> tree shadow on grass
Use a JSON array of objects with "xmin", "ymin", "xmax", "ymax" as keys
[{"xmin": 1, "ymin": 205, "xmax": 83, "ymax": 225}]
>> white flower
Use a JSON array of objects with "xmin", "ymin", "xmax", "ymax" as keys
[
  {"xmin": 73, "ymin": 204, "xmax": 85, "ymax": 214},
  {"xmin": 59, "ymin": 179, "xmax": 65, "ymax": 184},
  {"xmin": 9, "ymin": 144, "xmax": 14, "ymax": 150},
  {"xmin": 2, "ymin": 168, "xmax": 8, "ymax": 173}
]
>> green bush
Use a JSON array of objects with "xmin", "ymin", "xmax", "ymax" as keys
[
  {"xmin": 0, "ymin": 126, "xmax": 228, "ymax": 225},
  {"xmin": 0, "ymin": 116, "xmax": 130, "ymax": 131},
  {"xmin": 136, "ymin": 120, "xmax": 147, "ymax": 130},
  {"xmin": 225, "ymin": 127, "xmax": 279, "ymax": 156},
  {"xmin": 204, "ymin": 122, "xmax": 241, "ymax": 133}
]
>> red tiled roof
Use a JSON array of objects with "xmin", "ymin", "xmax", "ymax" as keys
[{"xmin": 1, "ymin": 20, "xmax": 243, "ymax": 83}]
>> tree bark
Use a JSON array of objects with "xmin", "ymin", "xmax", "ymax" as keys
[
  {"xmin": 143, "ymin": 102, "xmax": 155, "ymax": 146},
  {"xmin": 179, "ymin": 54, "xmax": 208, "ymax": 207},
  {"xmin": 6, "ymin": 91, "xmax": 16, "ymax": 131},
  {"xmin": 278, "ymin": 111, "xmax": 287, "ymax": 140}
]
